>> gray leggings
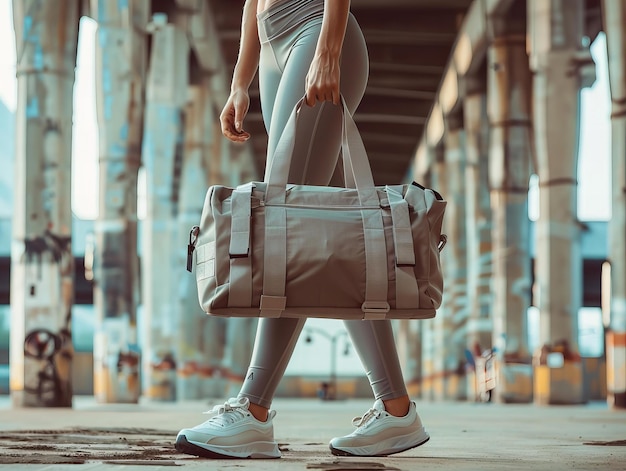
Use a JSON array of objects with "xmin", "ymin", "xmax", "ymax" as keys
[{"xmin": 238, "ymin": 0, "xmax": 408, "ymax": 409}]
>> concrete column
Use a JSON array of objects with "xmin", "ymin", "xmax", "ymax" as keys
[
  {"xmin": 92, "ymin": 0, "xmax": 149, "ymax": 403},
  {"xmin": 229, "ymin": 143, "xmax": 259, "ymax": 186},
  {"xmin": 176, "ymin": 81, "xmax": 219, "ymax": 400},
  {"xmin": 488, "ymin": 15, "xmax": 534, "ymax": 403},
  {"xmin": 463, "ymin": 76, "xmax": 494, "ymax": 401},
  {"xmin": 442, "ymin": 113, "xmax": 468, "ymax": 401},
  {"xmin": 402, "ymin": 320, "xmax": 423, "ymax": 398},
  {"xmin": 419, "ymin": 315, "xmax": 436, "ymax": 400},
  {"xmin": 196, "ymin": 109, "xmax": 256, "ymax": 396},
  {"xmin": 209, "ymin": 121, "xmax": 225, "ymax": 184},
  {"xmin": 603, "ymin": 0, "xmax": 626, "ymax": 409},
  {"xmin": 141, "ymin": 15, "xmax": 189, "ymax": 401},
  {"xmin": 9, "ymin": 0, "xmax": 78, "ymax": 407},
  {"xmin": 429, "ymin": 144, "xmax": 453, "ymax": 400},
  {"xmin": 198, "ymin": 316, "xmax": 228, "ymax": 398},
  {"xmin": 222, "ymin": 318, "xmax": 257, "ymax": 397},
  {"xmin": 528, "ymin": 0, "xmax": 594, "ymax": 404},
  {"xmin": 398, "ymin": 145, "xmax": 428, "ymax": 395},
  {"xmin": 414, "ymin": 144, "xmax": 435, "ymax": 399}
]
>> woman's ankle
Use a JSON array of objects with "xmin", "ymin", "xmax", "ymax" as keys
[
  {"xmin": 248, "ymin": 401, "xmax": 269, "ymax": 422},
  {"xmin": 382, "ymin": 395, "xmax": 410, "ymax": 417}
]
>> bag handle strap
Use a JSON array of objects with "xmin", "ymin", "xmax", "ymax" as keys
[
  {"xmin": 260, "ymin": 96, "xmax": 389, "ymax": 318},
  {"xmin": 264, "ymin": 95, "xmax": 378, "ymax": 207}
]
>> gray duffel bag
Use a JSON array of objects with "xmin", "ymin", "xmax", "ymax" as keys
[{"xmin": 187, "ymin": 97, "xmax": 447, "ymax": 320}]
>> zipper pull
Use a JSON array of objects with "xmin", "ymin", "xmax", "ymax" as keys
[{"xmin": 187, "ymin": 225, "xmax": 200, "ymax": 272}]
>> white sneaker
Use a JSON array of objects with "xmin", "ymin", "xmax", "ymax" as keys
[
  {"xmin": 329, "ymin": 399, "xmax": 430, "ymax": 456},
  {"xmin": 175, "ymin": 397, "xmax": 280, "ymax": 459}
]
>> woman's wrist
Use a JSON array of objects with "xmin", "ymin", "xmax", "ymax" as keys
[
  {"xmin": 230, "ymin": 83, "xmax": 250, "ymax": 95},
  {"xmin": 314, "ymin": 44, "xmax": 342, "ymax": 61}
]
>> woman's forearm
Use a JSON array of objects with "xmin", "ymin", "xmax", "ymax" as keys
[
  {"xmin": 231, "ymin": 0, "xmax": 261, "ymax": 92},
  {"xmin": 316, "ymin": 0, "xmax": 351, "ymax": 59}
]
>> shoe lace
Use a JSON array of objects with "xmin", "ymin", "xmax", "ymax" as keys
[
  {"xmin": 202, "ymin": 397, "xmax": 250, "ymax": 427},
  {"xmin": 351, "ymin": 406, "xmax": 382, "ymax": 429}
]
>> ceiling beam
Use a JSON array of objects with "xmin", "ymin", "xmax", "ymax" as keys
[
  {"xmin": 362, "ymin": 29, "xmax": 456, "ymax": 45},
  {"xmin": 365, "ymin": 87, "xmax": 436, "ymax": 100},
  {"xmin": 368, "ymin": 152, "xmax": 416, "ymax": 163},
  {"xmin": 366, "ymin": 75, "xmax": 442, "ymax": 91},
  {"xmin": 369, "ymin": 62, "xmax": 445, "ymax": 75},
  {"xmin": 363, "ymin": 132, "xmax": 417, "ymax": 146},
  {"xmin": 354, "ymin": 114, "xmax": 426, "ymax": 125},
  {"xmin": 353, "ymin": 0, "xmax": 471, "ymax": 9},
  {"xmin": 245, "ymin": 112, "xmax": 426, "ymax": 126}
]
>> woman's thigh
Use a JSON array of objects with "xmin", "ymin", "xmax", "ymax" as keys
[{"xmin": 261, "ymin": 15, "xmax": 369, "ymax": 185}]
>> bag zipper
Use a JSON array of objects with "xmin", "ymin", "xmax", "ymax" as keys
[
  {"xmin": 186, "ymin": 225, "xmax": 199, "ymax": 272},
  {"xmin": 258, "ymin": 201, "xmax": 390, "ymax": 211}
]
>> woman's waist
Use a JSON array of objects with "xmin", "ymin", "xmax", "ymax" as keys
[{"xmin": 257, "ymin": 0, "xmax": 324, "ymax": 43}]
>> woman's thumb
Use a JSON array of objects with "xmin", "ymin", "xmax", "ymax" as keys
[{"xmin": 234, "ymin": 103, "xmax": 246, "ymax": 132}]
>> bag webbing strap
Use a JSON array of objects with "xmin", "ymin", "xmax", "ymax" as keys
[
  {"xmin": 360, "ymin": 208, "xmax": 390, "ymax": 320},
  {"xmin": 386, "ymin": 185, "xmax": 420, "ymax": 309},
  {"xmin": 228, "ymin": 184, "xmax": 253, "ymax": 307},
  {"xmin": 261, "ymin": 205, "xmax": 287, "ymax": 317},
  {"xmin": 261, "ymin": 95, "xmax": 387, "ymax": 319}
]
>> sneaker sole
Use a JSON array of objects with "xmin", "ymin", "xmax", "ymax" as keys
[
  {"xmin": 329, "ymin": 432, "xmax": 430, "ymax": 457},
  {"xmin": 175, "ymin": 434, "xmax": 281, "ymax": 459}
]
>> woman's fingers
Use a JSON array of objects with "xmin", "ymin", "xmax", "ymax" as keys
[
  {"xmin": 305, "ymin": 88, "xmax": 317, "ymax": 107},
  {"xmin": 234, "ymin": 98, "xmax": 247, "ymax": 133},
  {"xmin": 221, "ymin": 117, "xmax": 250, "ymax": 142},
  {"xmin": 220, "ymin": 94, "xmax": 250, "ymax": 142},
  {"xmin": 305, "ymin": 85, "xmax": 340, "ymax": 107},
  {"xmin": 304, "ymin": 76, "xmax": 340, "ymax": 107},
  {"xmin": 224, "ymin": 128, "xmax": 251, "ymax": 142}
]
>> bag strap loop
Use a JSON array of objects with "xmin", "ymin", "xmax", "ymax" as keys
[
  {"xmin": 228, "ymin": 183, "xmax": 254, "ymax": 307},
  {"xmin": 387, "ymin": 185, "xmax": 421, "ymax": 310}
]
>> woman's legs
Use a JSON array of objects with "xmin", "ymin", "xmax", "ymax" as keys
[
  {"xmin": 240, "ymin": 6, "xmax": 408, "ymax": 419},
  {"xmin": 239, "ymin": 13, "xmax": 360, "ymax": 415},
  {"xmin": 343, "ymin": 320, "xmax": 410, "ymax": 416},
  {"xmin": 240, "ymin": 317, "xmax": 306, "ymax": 417},
  {"xmin": 240, "ymin": 11, "xmax": 367, "ymax": 415}
]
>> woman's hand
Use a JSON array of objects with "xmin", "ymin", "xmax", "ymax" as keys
[
  {"xmin": 305, "ymin": 50, "xmax": 341, "ymax": 107},
  {"xmin": 220, "ymin": 89, "xmax": 251, "ymax": 142}
]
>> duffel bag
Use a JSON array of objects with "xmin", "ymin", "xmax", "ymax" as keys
[{"xmin": 187, "ymin": 97, "xmax": 447, "ymax": 320}]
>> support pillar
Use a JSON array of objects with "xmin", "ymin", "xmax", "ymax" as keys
[
  {"xmin": 443, "ymin": 113, "xmax": 469, "ymax": 401},
  {"xmin": 419, "ymin": 315, "xmax": 436, "ymax": 400},
  {"xmin": 399, "ymin": 320, "xmax": 423, "ymax": 398},
  {"xmin": 205, "ymin": 113, "xmax": 257, "ymax": 396},
  {"xmin": 603, "ymin": 0, "xmax": 626, "ymax": 409},
  {"xmin": 198, "ymin": 316, "xmax": 228, "ymax": 398},
  {"xmin": 10, "ymin": 0, "xmax": 79, "ymax": 407},
  {"xmin": 92, "ymin": 0, "xmax": 149, "ymax": 403},
  {"xmin": 528, "ymin": 0, "xmax": 594, "ymax": 404},
  {"xmin": 222, "ymin": 318, "xmax": 257, "ymax": 397},
  {"xmin": 414, "ymin": 144, "xmax": 436, "ymax": 399},
  {"xmin": 488, "ymin": 13, "xmax": 534, "ymax": 403},
  {"xmin": 429, "ymin": 144, "xmax": 452, "ymax": 399},
  {"xmin": 141, "ymin": 15, "xmax": 189, "ymax": 401},
  {"xmin": 463, "ymin": 76, "xmax": 494, "ymax": 401},
  {"xmin": 401, "ymin": 146, "xmax": 433, "ymax": 398},
  {"xmin": 176, "ymin": 81, "xmax": 219, "ymax": 400}
]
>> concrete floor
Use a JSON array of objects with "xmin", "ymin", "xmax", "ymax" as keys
[{"xmin": 0, "ymin": 396, "xmax": 625, "ymax": 470}]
